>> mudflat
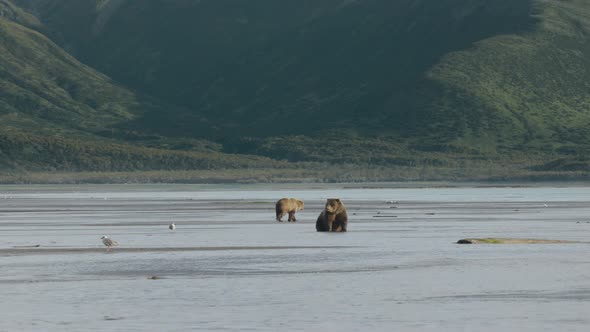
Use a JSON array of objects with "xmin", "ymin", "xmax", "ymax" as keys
[{"xmin": 1, "ymin": 184, "xmax": 590, "ymax": 331}]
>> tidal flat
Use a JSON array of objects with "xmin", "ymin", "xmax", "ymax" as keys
[{"xmin": 1, "ymin": 184, "xmax": 590, "ymax": 331}]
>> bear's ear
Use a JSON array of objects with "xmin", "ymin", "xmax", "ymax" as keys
[{"xmin": 335, "ymin": 199, "xmax": 341, "ymax": 202}]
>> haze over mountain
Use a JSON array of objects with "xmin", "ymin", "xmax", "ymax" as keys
[{"xmin": 1, "ymin": 0, "xmax": 590, "ymax": 179}]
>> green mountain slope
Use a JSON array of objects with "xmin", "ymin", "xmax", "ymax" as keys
[
  {"xmin": 14, "ymin": 0, "xmax": 539, "ymax": 139},
  {"xmin": 422, "ymin": 0, "xmax": 590, "ymax": 154},
  {"xmin": 2, "ymin": 0, "xmax": 590, "ymax": 179},
  {"xmin": 0, "ymin": 0, "xmax": 40, "ymax": 27},
  {"xmin": 0, "ymin": 13, "xmax": 139, "ymax": 134},
  {"xmin": 0, "ymin": 4, "xmax": 279, "ymax": 173}
]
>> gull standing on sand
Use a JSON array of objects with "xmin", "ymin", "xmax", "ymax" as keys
[
  {"xmin": 169, "ymin": 223, "xmax": 176, "ymax": 231},
  {"xmin": 100, "ymin": 236, "xmax": 119, "ymax": 252}
]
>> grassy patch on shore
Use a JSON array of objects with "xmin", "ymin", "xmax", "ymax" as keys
[{"xmin": 1, "ymin": 165, "xmax": 589, "ymax": 184}]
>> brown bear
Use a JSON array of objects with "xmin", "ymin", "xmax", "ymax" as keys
[
  {"xmin": 275, "ymin": 198, "xmax": 304, "ymax": 222},
  {"xmin": 316, "ymin": 198, "xmax": 348, "ymax": 232}
]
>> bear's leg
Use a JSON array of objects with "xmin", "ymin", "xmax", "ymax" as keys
[
  {"xmin": 276, "ymin": 212, "xmax": 284, "ymax": 222},
  {"xmin": 316, "ymin": 216, "xmax": 325, "ymax": 231},
  {"xmin": 332, "ymin": 223, "xmax": 342, "ymax": 232},
  {"xmin": 288, "ymin": 211, "xmax": 297, "ymax": 222},
  {"xmin": 335, "ymin": 213, "xmax": 347, "ymax": 232},
  {"xmin": 324, "ymin": 214, "xmax": 336, "ymax": 231}
]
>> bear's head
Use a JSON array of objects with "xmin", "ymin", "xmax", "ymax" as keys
[
  {"xmin": 295, "ymin": 199, "xmax": 304, "ymax": 211},
  {"xmin": 325, "ymin": 198, "xmax": 342, "ymax": 213}
]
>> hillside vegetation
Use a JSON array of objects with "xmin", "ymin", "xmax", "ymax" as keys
[
  {"xmin": 0, "ymin": 0, "xmax": 589, "ymax": 180},
  {"xmin": 14, "ymin": 0, "xmax": 537, "ymax": 137},
  {"xmin": 0, "ymin": 3, "xmax": 274, "ymax": 172}
]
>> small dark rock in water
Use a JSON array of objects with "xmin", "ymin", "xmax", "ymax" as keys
[
  {"xmin": 148, "ymin": 276, "xmax": 162, "ymax": 280},
  {"xmin": 426, "ymin": 213, "xmax": 435, "ymax": 215},
  {"xmin": 103, "ymin": 316, "xmax": 125, "ymax": 321},
  {"xmin": 457, "ymin": 239, "xmax": 473, "ymax": 244}
]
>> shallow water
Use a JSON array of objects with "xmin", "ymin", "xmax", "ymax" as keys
[{"xmin": 1, "ymin": 184, "xmax": 590, "ymax": 331}]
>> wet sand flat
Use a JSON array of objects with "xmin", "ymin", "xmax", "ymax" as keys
[
  {"xmin": 0, "ymin": 245, "xmax": 358, "ymax": 256},
  {"xmin": 1, "ymin": 184, "xmax": 590, "ymax": 331}
]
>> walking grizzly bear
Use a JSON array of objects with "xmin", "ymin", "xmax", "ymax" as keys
[
  {"xmin": 316, "ymin": 198, "xmax": 348, "ymax": 232},
  {"xmin": 275, "ymin": 198, "xmax": 304, "ymax": 222}
]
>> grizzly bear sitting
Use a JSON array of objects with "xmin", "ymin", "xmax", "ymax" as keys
[
  {"xmin": 275, "ymin": 198, "xmax": 304, "ymax": 222},
  {"xmin": 316, "ymin": 198, "xmax": 348, "ymax": 232}
]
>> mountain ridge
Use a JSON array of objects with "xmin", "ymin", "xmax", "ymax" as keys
[
  {"xmin": 1, "ymin": 0, "xmax": 590, "ymax": 179},
  {"xmin": 12, "ymin": 0, "xmax": 538, "ymax": 137}
]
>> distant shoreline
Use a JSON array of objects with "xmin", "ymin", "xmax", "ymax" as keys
[
  {"xmin": 0, "ymin": 169, "xmax": 589, "ymax": 187},
  {"xmin": 0, "ymin": 168, "xmax": 589, "ymax": 185}
]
